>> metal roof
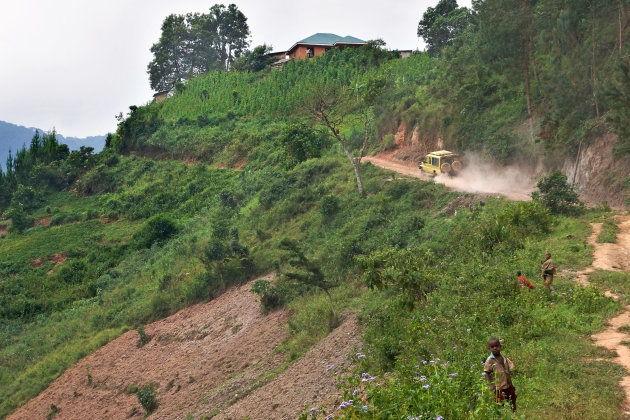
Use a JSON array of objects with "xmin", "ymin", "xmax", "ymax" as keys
[
  {"xmin": 287, "ymin": 33, "xmax": 366, "ymax": 53},
  {"xmin": 427, "ymin": 150, "xmax": 457, "ymax": 156},
  {"xmin": 296, "ymin": 33, "xmax": 365, "ymax": 45}
]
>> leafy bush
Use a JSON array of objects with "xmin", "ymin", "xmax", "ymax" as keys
[
  {"xmin": 136, "ymin": 384, "xmax": 158, "ymax": 414},
  {"xmin": 136, "ymin": 325, "xmax": 151, "ymax": 347},
  {"xmin": 6, "ymin": 202, "xmax": 32, "ymax": 233},
  {"xmin": 358, "ymin": 247, "xmax": 439, "ymax": 309},
  {"xmin": 50, "ymin": 211, "xmax": 83, "ymax": 226},
  {"xmin": 11, "ymin": 184, "xmax": 42, "ymax": 211},
  {"xmin": 320, "ymin": 195, "xmax": 339, "ymax": 217},
  {"xmin": 251, "ymin": 278, "xmax": 285, "ymax": 311},
  {"xmin": 532, "ymin": 170, "xmax": 584, "ymax": 215},
  {"xmin": 131, "ymin": 214, "xmax": 178, "ymax": 249},
  {"xmin": 381, "ymin": 134, "xmax": 396, "ymax": 151}
]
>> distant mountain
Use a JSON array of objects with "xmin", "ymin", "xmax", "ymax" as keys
[{"xmin": 0, "ymin": 121, "xmax": 106, "ymax": 170}]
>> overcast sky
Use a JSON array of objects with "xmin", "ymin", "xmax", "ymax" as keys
[{"xmin": 0, "ymin": 0, "xmax": 472, "ymax": 138}]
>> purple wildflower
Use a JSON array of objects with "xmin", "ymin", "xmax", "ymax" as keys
[{"xmin": 422, "ymin": 384, "xmax": 430, "ymax": 389}]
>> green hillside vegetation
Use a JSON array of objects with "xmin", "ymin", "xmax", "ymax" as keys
[{"xmin": 1, "ymin": 0, "xmax": 630, "ymax": 418}]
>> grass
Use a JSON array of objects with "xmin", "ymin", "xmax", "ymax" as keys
[
  {"xmin": 587, "ymin": 270, "xmax": 630, "ymax": 305},
  {"xmin": 331, "ymin": 203, "xmax": 626, "ymax": 419},
  {"xmin": 280, "ymin": 280, "xmax": 366, "ymax": 362},
  {"xmin": 597, "ymin": 217, "xmax": 620, "ymax": 243},
  {"xmin": 1, "ymin": 154, "xmax": 627, "ymax": 419}
]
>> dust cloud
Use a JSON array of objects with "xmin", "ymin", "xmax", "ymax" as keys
[{"xmin": 434, "ymin": 154, "xmax": 535, "ymax": 201}]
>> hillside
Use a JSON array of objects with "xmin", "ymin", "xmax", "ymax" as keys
[
  {"xmin": 2, "ymin": 1, "xmax": 630, "ymax": 419},
  {"xmin": 7, "ymin": 277, "xmax": 360, "ymax": 419}
]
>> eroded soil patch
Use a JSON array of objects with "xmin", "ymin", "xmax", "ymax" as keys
[
  {"xmin": 31, "ymin": 253, "xmax": 67, "ymax": 271},
  {"xmin": 8, "ymin": 275, "xmax": 359, "ymax": 420},
  {"xmin": 215, "ymin": 315, "xmax": 360, "ymax": 420},
  {"xmin": 32, "ymin": 217, "xmax": 51, "ymax": 228}
]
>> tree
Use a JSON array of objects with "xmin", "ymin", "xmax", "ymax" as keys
[
  {"xmin": 278, "ymin": 239, "xmax": 337, "ymax": 322},
  {"xmin": 531, "ymin": 170, "xmax": 584, "ymax": 215},
  {"xmin": 303, "ymin": 75, "xmax": 385, "ymax": 198},
  {"xmin": 418, "ymin": 0, "xmax": 472, "ymax": 56},
  {"xmin": 204, "ymin": 4, "xmax": 250, "ymax": 71},
  {"xmin": 148, "ymin": 14, "xmax": 194, "ymax": 92},
  {"xmin": 147, "ymin": 4, "xmax": 250, "ymax": 91},
  {"xmin": 606, "ymin": 59, "xmax": 630, "ymax": 156},
  {"xmin": 231, "ymin": 44, "xmax": 275, "ymax": 72}
]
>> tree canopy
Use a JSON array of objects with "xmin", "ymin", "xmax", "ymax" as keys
[
  {"xmin": 417, "ymin": 0, "xmax": 472, "ymax": 56},
  {"xmin": 147, "ymin": 3, "xmax": 250, "ymax": 91}
]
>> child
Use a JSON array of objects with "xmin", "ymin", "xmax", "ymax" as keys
[
  {"xmin": 517, "ymin": 270, "xmax": 534, "ymax": 290},
  {"xmin": 541, "ymin": 252, "xmax": 556, "ymax": 292},
  {"xmin": 484, "ymin": 338, "xmax": 517, "ymax": 412}
]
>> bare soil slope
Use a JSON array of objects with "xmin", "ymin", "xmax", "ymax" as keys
[
  {"xmin": 9, "ymin": 276, "xmax": 359, "ymax": 420},
  {"xmin": 216, "ymin": 316, "xmax": 359, "ymax": 420}
]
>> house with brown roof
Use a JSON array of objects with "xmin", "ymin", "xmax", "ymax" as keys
[{"xmin": 270, "ymin": 33, "xmax": 366, "ymax": 68}]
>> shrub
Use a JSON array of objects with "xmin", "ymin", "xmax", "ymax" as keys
[
  {"xmin": 137, "ymin": 384, "xmax": 158, "ymax": 414},
  {"xmin": 532, "ymin": 170, "xmax": 584, "ymax": 215},
  {"xmin": 382, "ymin": 134, "xmax": 396, "ymax": 151},
  {"xmin": 136, "ymin": 325, "xmax": 152, "ymax": 347},
  {"xmin": 50, "ymin": 211, "xmax": 83, "ymax": 226},
  {"xmin": 149, "ymin": 293, "xmax": 171, "ymax": 319},
  {"xmin": 185, "ymin": 272, "xmax": 222, "ymax": 302},
  {"xmin": 11, "ymin": 184, "xmax": 42, "ymax": 211},
  {"xmin": 251, "ymin": 279, "xmax": 285, "ymax": 311},
  {"xmin": 7, "ymin": 202, "xmax": 32, "ymax": 233},
  {"xmin": 56, "ymin": 260, "xmax": 88, "ymax": 285},
  {"xmin": 131, "ymin": 214, "xmax": 178, "ymax": 249},
  {"xmin": 320, "ymin": 194, "xmax": 339, "ymax": 217}
]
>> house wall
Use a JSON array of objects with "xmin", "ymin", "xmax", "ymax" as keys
[
  {"xmin": 153, "ymin": 92, "xmax": 168, "ymax": 103},
  {"xmin": 289, "ymin": 45, "xmax": 329, "ymax": 60}
]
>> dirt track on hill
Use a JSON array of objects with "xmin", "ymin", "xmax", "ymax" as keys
[
  {"xmin": 364, "ymin": 155, "xmax": 534, "ymax": 201},
  {"xmin": 576, "ymin": 215, "xmax": 630, "ymax": 415},
  {"xmin": 9, "ymin": 276, "xmax": 359, "ymax": 419}
]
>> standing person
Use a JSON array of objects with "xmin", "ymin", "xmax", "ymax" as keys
[
  {"xmin": 484, "ymin": 338, "xmax": 517, "ymax": 412},
  {"xmin": 517, "ymin": 270, "xmax": 535, "ymax": 290},
  {"xmin": 541, "ymin": 252, "xmax": 556, "ymax": 292}
]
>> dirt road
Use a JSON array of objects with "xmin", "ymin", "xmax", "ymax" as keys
[{"xmin": 364, "ymin": 155, "xmax": 534, "ymax": 201}]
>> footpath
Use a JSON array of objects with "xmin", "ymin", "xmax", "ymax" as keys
[{"xmin": 576, "ymin": 215, "xmax": 630, "ymax": 415}]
